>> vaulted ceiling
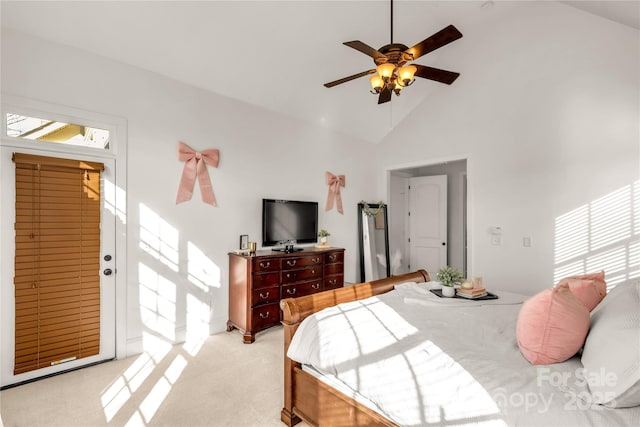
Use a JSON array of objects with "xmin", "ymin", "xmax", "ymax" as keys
[{"xmin": 2, "ymin": 1, "xmax": 638, "ymax": 143}]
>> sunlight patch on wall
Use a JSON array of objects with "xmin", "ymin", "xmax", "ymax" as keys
[
  {"xmin": 139, "ymin": 203, "xmax": 179, "ymax": 272},
  {"xmin": 554, "ymin": 205, "xmax": 588, "ymax": 264},
  {"xmin": 635, "ymin": 180, "xmax": 640, "ymax": 235},
  {"xmin": 629, "ymin": 240, "xmax": 640, "ymax": 279},
  {"xmin": 183, "ymin": 293, "xmax": 210, "ymax": 356},
  {"xmin": 589, "ymin": 187, "xmax": 631, "ymax": 250},
  {"xmin": 554, "ymin": 182, "xmax": 639, "ymax": 287},
  {"xmin": 187, "ymin": 241, "xmax": 221, "ymax": 291},
  {"xmin": 104, "ymin": 179, "xmax": 127, "ymax": 224},
  {"xmin": 139, "ymin": 262, "xmax": 177, "ymax": 341}
]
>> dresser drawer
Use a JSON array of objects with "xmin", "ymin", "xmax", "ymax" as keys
[
  {"xmin": 252, "ymin": 258, "xmax": 281, "ymax": 272},
  {"xmin": 251, "ymin": 286, "xmax": 279, "ymax": 306},
  {"xmin": 251, "ymin": 272, "xmax": 280, "ymax": 289},
  {"xmin": 282, "ymin": 255, "xmax": 323, "ymax": 269},
  {"xmin": 282, "ymin": 266, "xmax": 322, "ymax": 284},
  {"xmin": 324, "ymin": 275, "xmax": 344, "ymax": 290},
  {"xmin": 251, "ymin": 303, "xmax": 280, "ymax": 329},
  {"xmin": 325, "ymin": 251, "xmax": 344, "ymax": 264},
  {"xmin": 281, "ymin": 280, "xmax": 323, "ymax": 299},
  {"xmin": 324, "ymin": 262, "xmax": 344, "ymax": 276}
]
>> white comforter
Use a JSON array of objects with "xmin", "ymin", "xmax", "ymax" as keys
[{"xmin": 287, "ymin": 282, "xmax": 640, "ymax": 426}]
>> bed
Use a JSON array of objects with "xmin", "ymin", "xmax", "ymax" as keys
[{"xmin": 280, "ymin": 270, "xmax": 640, "ymax": 427}]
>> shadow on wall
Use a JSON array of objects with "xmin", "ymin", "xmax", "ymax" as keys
[
  {"xmin": 99, "ymin": 202, "xmax": 221, "ymax": 424},
  {"xmin": 554, "ymin": 181, "xmax": 639, "ymax": 288}
]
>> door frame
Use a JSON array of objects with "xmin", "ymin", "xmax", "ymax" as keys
[
  {"xmin": 384, "ymin": 153, "xmax": 472, "ymax": 278},
  {"xmin": 0, "ymin": 95, "xmax": 127, "ymax": 386}
]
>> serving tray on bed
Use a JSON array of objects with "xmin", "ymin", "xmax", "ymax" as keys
[{"xmin": 430, "ymin": 289, "xmax": 499, "ymax": 300}]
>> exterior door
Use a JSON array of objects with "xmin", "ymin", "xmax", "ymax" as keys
[
  {"xmin": 408, "ymin": 175, "xmax": 447, "ymax": 277},
  {"xmin": 0, "ymin": 146, "xmax": 116, "ymax": 386}
]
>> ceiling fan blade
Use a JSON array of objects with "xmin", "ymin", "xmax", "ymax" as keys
[
  {"xmin": 324, "ymin": 69, "xmax": 376, "ymax": 88},
  {"xmin": 343, "ymin": 41, "xmax": 387, "ymax": 61},
  {"xmin": 414, "ymin": 64, "xmax": 460, "ymax": 85},
  {"xmin": 378, "ymin": 87, "xmax": 392, "ymax": 104},
  {"xmin": 405, "ymin": 25, "xmax": 463, "ymax": 60}
]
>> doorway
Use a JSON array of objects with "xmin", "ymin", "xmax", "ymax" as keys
[
  {"xmin": 0, "ymin": 98, "xmax": 127, "ymax": 387},
  {"xmin": 388, "ymin": 159, "xmax": 468, "ymax": 278}
]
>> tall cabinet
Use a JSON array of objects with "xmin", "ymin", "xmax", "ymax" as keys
[{"xmin": 227, "ymin": 247, "xmax": 345, "ymax": 343}]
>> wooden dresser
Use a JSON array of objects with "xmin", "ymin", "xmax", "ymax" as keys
[{"xmin": 227, "ymin": 247, "xmax": 345, "ymax": 343}]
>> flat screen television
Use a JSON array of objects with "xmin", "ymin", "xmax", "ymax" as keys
[{"xmin": 262, "ymin": 199, "xmax": 318, "ymax": 250}]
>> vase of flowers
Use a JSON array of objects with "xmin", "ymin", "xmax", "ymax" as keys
[{"xmin": 436, "ymin": 265, "xmax": 463, "ymax": 297}]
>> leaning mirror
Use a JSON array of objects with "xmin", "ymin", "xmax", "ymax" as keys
[{"xmin": 358, "ymin": 202, "xmax": 390, "ymax": 282}]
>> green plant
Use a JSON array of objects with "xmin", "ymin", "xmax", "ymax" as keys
[
  {"xmin": 318, "ymin": 229, "xmax": 331, "ymax": 238},
  {"xmin": 360, "ymin": 201, "xmax": 386, "ymax": 217},
  {"xmin": 436, "ymin": 265, "xmax": 463, "ymax": 287}
]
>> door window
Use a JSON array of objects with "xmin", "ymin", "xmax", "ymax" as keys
[{"xmin": 6, "ymin": 113, "xmax": 110, "ymax": 150}]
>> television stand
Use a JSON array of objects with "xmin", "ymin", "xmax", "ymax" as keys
[
  {"xmin": 227, "ymin": 247, "xmax": 345, "ymax": 343},
  {"xmin": 272, "ymin": 247, "xmax": 304, "ymax": 253}
]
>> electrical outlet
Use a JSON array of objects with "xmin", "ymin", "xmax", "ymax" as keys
[{"xmin": 523, "ymin": 237, "xmax": 531, "ymax": 247}]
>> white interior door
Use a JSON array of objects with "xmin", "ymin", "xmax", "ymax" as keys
[
  {"xmin": 408, "ymin": 175, "xmax": 447, "ymax": 278},
  {"xmin": 0, "ymin": 146, "xmax": 116, "ymax": 387}
]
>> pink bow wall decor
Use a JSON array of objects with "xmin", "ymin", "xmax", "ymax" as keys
[
  {"xmin": 325, "ymin": 171, "xmax": 346, "ymax": 214},
  {"xmin": 176, "ymin": 142, "xmax": 220, "ymax": 206}
]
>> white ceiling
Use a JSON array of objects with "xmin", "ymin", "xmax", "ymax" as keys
[{"xmin": 1, "ymin": 1, "xmax": 638, "ymax": 143}]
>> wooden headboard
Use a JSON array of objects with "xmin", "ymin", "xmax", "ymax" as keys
[
  {"xmin": 280, "ymin": 270, "xmax": 430, "ymax": 426},
  {"xmin": 280, "ymin": 269, "xmax": 430, "ymax": 330}
]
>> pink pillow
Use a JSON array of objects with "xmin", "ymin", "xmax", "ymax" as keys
[
  {"xmin": 563, "ymin": 279, "xmax": 606, "ymax": 311},
  {"xmin": 557, "ymin": 270, "xmax": 606, "ymax": 286},
  {"xmin": 516, "ymin": 283, "xmax": 590, "ymax": 365},
  {"xmin": 557, "ymin": 271, "xmax": 607, "ymax": 311}
]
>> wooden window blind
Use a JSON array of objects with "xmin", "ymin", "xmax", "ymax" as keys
[{"xmin": 12, "ymin": 153, "xmax": 104, "ymax": 375}]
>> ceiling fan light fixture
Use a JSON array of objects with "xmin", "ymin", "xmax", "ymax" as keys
[
  {"xmin": 323, "ymin": 0, "xmax": 462, "ymax": 104},
  {"xmin": 393, "ymin": 78, "xmax": 403, "ymax": 95},
  {"xmin": 397, "ymin": 65, "xmax": 417, "ymax": 86},
  {"xmin": 370, "ymin": 75, "xmax": 384, "ymax": 93},
  {"xmin": 376, "ymin": 63, "xmax": 396, "ymax": 81}
]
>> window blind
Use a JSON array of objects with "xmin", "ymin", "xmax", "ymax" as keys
[{"xmin": 13, "ymin": 153, "xmax": 104, "ymax": 375}]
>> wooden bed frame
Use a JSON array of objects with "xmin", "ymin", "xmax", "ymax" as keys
[{"xmin": 280, "ymin": 270, "xmax": 430, "ymax": 427}]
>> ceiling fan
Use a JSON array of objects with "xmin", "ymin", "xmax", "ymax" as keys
[{"xmin": 324, "ymin": 0, "xmax": 463, "ymax": 104}]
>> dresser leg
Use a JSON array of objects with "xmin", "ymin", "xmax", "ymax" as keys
[{"xmin": 243, "ymin": 332, "xmax": 255, "ymax": 344}]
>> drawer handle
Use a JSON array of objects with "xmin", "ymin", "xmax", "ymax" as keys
[
  {"xmin": 311, "ymin": 270, "xmax": 315, "ymax": 274},
  {"xmin": 313, "ymin": 257, "xmax": 320, "ymax": 263},
  {"xmin": 329, "ymin": 279, "xmax": 337, "ymax": 285},
  {"xmin": 287, "ymin": 272, "xmax": 296, "ymax": 278},
  {"xmin": 259, "ymin": 292, "xmax": 270, "ymax": 299},
  {"xmin": 312, "ymin": 283, "xmax": 320, "ymax": 290},
  {"xmin": 329, "ymin": 255, "xmax": 337, "ymax": 261},
  {"xmin": 287, "ymin": 260, "xmax": 297, "ymax": 267},
  {"xmin": 287, "ymin": 288, "xmax": 297, "ymax": 295},
  {"xmin": 259, "ymin": 261, "xmax": 270, "ymax": 269},
  {"xmin": 259, "ymin": 312, "xmax": 269, "ymax": 319}
]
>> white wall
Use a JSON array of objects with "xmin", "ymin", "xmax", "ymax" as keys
[
  {"xmin": 376, "ymin": 2, "xmax": 640, "ymax": 294},
  {"xmin": 1, "ymin": 28, "xmax": 376, "ymax": 356}
]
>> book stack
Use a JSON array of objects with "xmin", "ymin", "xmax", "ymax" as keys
[{"xmin": 456, "ymin": 287, "xmax": 488, "ymax": 299}]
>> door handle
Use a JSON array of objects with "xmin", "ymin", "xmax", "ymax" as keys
[{"xmin": 103, "ymin": 268, "xmax": 113, "ymax": 276}]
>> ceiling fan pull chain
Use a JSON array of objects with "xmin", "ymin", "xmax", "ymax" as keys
[{"xmin": 390, "ymin": 0, "xmax": 394, "ymax": 44}]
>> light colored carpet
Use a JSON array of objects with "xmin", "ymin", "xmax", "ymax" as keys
[{"xmin": 1, "ymin": 326, "xmax": 305, "ymax": 427}]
